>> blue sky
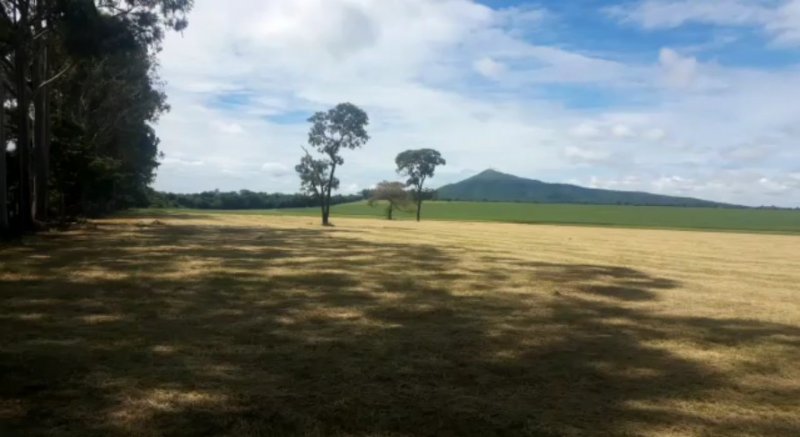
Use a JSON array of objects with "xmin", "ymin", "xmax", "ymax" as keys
[{"xmin": 155, "ymin": 0, "xmax": 800, "ymax": 206}]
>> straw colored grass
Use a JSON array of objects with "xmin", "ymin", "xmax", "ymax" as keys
[{"xmin": 1, "ymin": 213, "xmax": 799, "ymax": 436}]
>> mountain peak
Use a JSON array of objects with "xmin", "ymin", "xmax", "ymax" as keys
[
  {"xmin": 477, "ymin": 168, "xmax": 504, "ymax": 176},
  {"xmin": 438, "ymin": 169, "xmax": 732, "ymax": 207},
  {"xmin": 471, "ymin": 168, "xmax": 519, "ymax": 180}
]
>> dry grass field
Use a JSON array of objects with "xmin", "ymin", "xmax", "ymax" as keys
[{"xmin": 1, "ymin": 213, "xmax": 799, "ymax": 436}]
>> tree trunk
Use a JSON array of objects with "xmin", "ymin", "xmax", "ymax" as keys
[
  {"xmin": 416, "ymin": 190, "xmax": 422, "ymax": 222},
  {"xmin": 33, "ymin": 43, "xmax": 49, "ymax": 222},
  {"xmin": 322, "ymin": 163, "xmax": 337, "ymax": 226},
  {"xmin": 387, "ymin": 203, "xmax": 393, "ymax": 220},
  {"xmin": 321, "ymin": 195, "xmax": 330, "ymax": 226},
  {"xmin": 0, "ymin": 76, "xmax": 7, "ymax": 234},
  {"xmin": 319, "ymin": 196, "xmax": 328, "ymax": 226},
  {"xmin": 14, "ymin": 16, "xmax": 34, "ymax": 232}
]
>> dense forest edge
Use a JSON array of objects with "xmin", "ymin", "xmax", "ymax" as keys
[{"xmin": 1, "ymin": 0, "xmax": 193, "ymax": 238}]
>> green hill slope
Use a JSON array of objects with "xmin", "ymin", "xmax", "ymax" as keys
[{"xmin": 437, "ymin": 169, "xmax": 735, "ymax": 207}]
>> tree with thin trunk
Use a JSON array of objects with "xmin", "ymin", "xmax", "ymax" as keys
[
  {"xmin": 396, "ymin": 148, "xmax": 446, "ymax": 222},
  {"xmin": 368, "ymin": 181, "xmax": 410, "ymax": 220},
  {"xmin": 295, "ymin": 102, "xmax": 369, "ymax": 226},
  {"xmin": 295, "ymin": 149, "xmax": 334, "ymax": 222},
  {"xmin": 0, "ymin": 74, "xmax": 6, "ymax": 235}
]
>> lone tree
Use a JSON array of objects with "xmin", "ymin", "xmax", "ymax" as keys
[
  {"xmin": 295, "ymin": 103, "xmax": 369, "ymax": 225},
  {"xmin": 396, "ymin": 148, "xmax": 446, "ymax": 221},
  {"xmin": 368, "ymin": 181, "xmax": 410, "ymax": 220}
]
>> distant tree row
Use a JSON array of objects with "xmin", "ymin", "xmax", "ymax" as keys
[
  {"xmin": 149, "ymin": 189, "xmax": 365, "ymax": 210},
  {"xmin": 296, "ymin": 103, "xmax": 446, "ymax": 225},
  {"xmin": 1, "ymin": 0, "xmax": 193, "ymax": 238}
]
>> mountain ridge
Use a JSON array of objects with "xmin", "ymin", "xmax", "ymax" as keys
[{"xmin": 436, "ymin": 169, "xmax": 739, "ymax": 208}]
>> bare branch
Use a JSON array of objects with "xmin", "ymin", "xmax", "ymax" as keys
[{"xmin": 36, "ymin": 61, "xmax": 71, "ymax": 90}]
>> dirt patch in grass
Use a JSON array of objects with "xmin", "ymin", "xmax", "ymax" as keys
[{"xmin": 1, "ymin": 214, "xmax": 799, "ymax": 436}]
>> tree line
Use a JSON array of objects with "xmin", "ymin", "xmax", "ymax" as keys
[
  {"xmin": 148, "ymin": 189, "xmax": 366, "ymax": 210},
  {"xmin": 1, "ymin": 0, "xmax": 193, "ymax": 238}
]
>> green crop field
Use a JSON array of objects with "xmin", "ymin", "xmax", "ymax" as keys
[{"xmin": 137, "ymin": 201, "xmax": 800, "ymax": 234}]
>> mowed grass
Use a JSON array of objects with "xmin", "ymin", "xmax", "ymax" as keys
[
  {"xmin": 1, "ymin": 212, "xmax": 800, "ymax": 436},
  {"xmin": 139, "ymin": 201, "xmax": 800, "ymax": 234}
]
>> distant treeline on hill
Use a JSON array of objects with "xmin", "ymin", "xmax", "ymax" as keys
[{"xmin": 148, "ymin": 189, "xmax": 367, "ymax": 210}]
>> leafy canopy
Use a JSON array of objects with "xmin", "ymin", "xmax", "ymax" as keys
[
  {"xmin": 307, "ymin": 102, "xmax": 370, "ymax": 165},
  {"xmin": 368, "ymin": 181, "xmax": 410, "ymax": 220},
  {"xmin": 295, "ymin": 150, "xmax": 336, "ymax": 199},
  {"xmin": 396, "ymin": 148, "xmax": 446, "ymax": 191},
  {"xmin": 369, "ymin": 181, "xmax": 409, "ymax": 205}
]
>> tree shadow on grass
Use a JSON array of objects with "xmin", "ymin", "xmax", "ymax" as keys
[{"xmin": 0, "ymin": 221, "xmax": 799, "ymax": 436}]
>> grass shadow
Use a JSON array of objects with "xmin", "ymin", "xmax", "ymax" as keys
[{"xmin": 0, "ymin": 221, "xmax": 798, "ymax": 435}]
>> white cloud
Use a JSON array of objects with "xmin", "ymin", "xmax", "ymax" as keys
[
  {"xmin": 588, "ymin": 175, "xmax": 643, "ymax": 191},
  {"xmin": 643, "ymin": 128, "xmax": 667, "ymax": 142},
  {"xmin": 494, "ymin": 4, "xmax": 547, "ymax": 33},
  {"xmin": 568, "ymin": 120, "xmax": 667, "ymax": 143},
  {"xmin": 721, "ymin": 142, "xmax": 778, "ymax": 163},
  {"xmin": 151, "ymin": 0, "xmax": 800, "ymax": 206},
  {"xmin": 652, "ymin": 175, "xmax": 693, "ymax": 193},
  {"xmin": 759, "ymin": 177, "xmax": 790, "ymax": 193},
  {"xmin": 473, "ymin": 57, "xmax": 506, "ymax": 79},
  {"xmin": 590, "ymin": 169, "xmax": 800, "ymax": 205},
  {"xmin": 611, "ymin": 124, "xmax": 635, "ymax": 139},
  {"xmin": 609, "ymin": 0, "xmax": 800, "ymax": 47},
  {"xmin": 213, "ymin": 121, "xmax": 245, "ymax": 135},
  {"xmin": 607, "ymin": 0, "xmax": 771, "ymax": 29},
  {"xmin": 659, "ymin": 48, "xmax": 697, "ymax": 89},
  {"xmin": 563, "ymin": 146, "xmax": 613, "ymax": 165},
  {"xmin": 261, "ymin": 162, "xmax": 292, "ymax": 177},
  {"xmin": 569, "ymin": 123, "xmax": 603, "ymax": 140},
  {"xmin": 342, "ymin": 182, "xmax": 361, "ymax": 194},
  {"xmin": 769, "ymin": 0, "xmax": 800, "ymax": 46},
  {"xmin": 161, "ymin": 155, "xmax": 206, "ymax": 167}
]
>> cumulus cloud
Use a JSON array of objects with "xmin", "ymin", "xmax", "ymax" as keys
[
  {"xmin": 652, "ymin": 175, "xmax": 693, "ymax": 194},
  {"xmin": 261, "ymin": 162, "xmax": 292, "ymax": 177},
  {"xmin": 569, "ymin": 123, "xmax": 603, "ymax": 140},
  {"xmin": 151, "ymin": 0, "xmax": 800, "ymax": 206},
  {"xmin": 213, "ymin": 121, "xmax": 245, "ymax": 135},
  {"xmin": 759, "ymin": 177, "xmax": 790, "ymax": 193},
  {"xmin": 342, "ymin": 182, "xmax": 361, "ymax": 194},
  {"xmin": 644, "ymin": 128, "xmax": 667, "ymax": 142},
  {"xmin": 568, "ymin": 120, "xmax": 667, "ymax": 143},
  {"xmin": 659, "ymin": 48, "xmax": 698, "ymax": 89},
  {"xmin": 768, "ymin": 0, "xmax": 800, "ymax": 46},
  {"xmin": 580, "ymin": 170, "xmax": 800, "ymax": 205},
  {"xmin": 473, "ymin": 57, "xmax": 506, "ymax": 79},
  {"xmin": 609, "ymin": 0, "xmax": 800, "ymax": 47},
  {"xmin": 611, "ymin": 124, "xmax": 635, "ymax": 139},
  {"xmin": 607, "ymin": 0, "xmax": 771, "ymax": 29},
  {"xmin": 588, "ymin": 175, "xmax": 644, "ymax": 191},
  {"xmin": 563, "ymin": 146, "xmax": 613, "ymax": 165},
  {"xmin": 721, "ymin": 143, "xmax": 778, "ymax": 164},
  {"xmin": 161, "ymin": 156, "xmax": 206, "ymax": 167}
]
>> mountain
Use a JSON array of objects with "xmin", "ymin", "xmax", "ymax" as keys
[{"xmin": 436, "ymin": 169, "xmax": 736, "ymax": 207}]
